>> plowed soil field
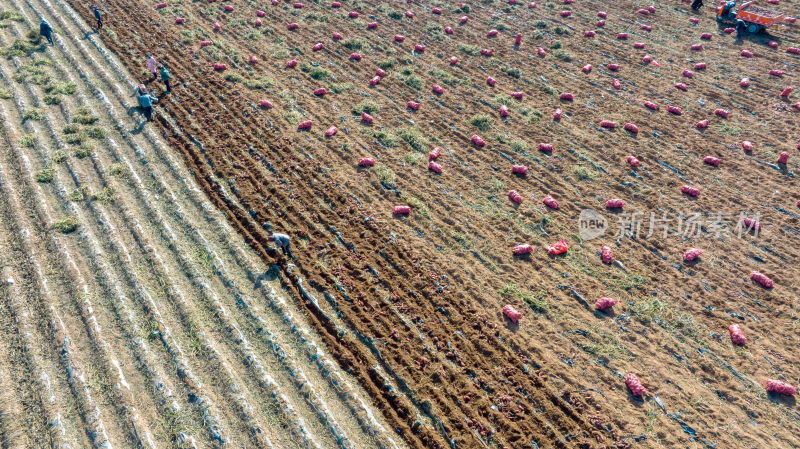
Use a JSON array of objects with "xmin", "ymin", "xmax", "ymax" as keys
[{"xmin": 31, "ymin": 0, "xmax": 800, "ymax": 447}]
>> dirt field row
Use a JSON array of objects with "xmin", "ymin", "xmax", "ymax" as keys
[
  {"xmin": 47, "ymin": 0, "xmax": 800, "ymax": 448},
  {"xmin": 0, "ymin": 1, "xmax": 404, "ymax": 447}
]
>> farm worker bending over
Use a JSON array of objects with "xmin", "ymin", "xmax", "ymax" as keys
[
  {"xmin": 39, "ymin": 18, "xmax": 54, "ymax": 45},
  {"xmin": 133, "ymin": 83, "xmax": 147, "ymax": 96},
  {"xmin": 736, "ymin": 19, "xmax": 746, "ymax": 36},
  {"xmin": 160, "ymin": 66, "xmax": 171, "ymax": 94},
  {"xmin": 145, "ymin": 54, "xmax": 157, "ymax": 79},
  {"xmin": 268, "ymin": 233, "xmax": 293, "ymax": 258},
  {"xmin": 138, "ymin": 91, "xmax": 156, "ymax": 122},
  {"xmin": 91, "ymin": 5, "xmax": 102, "ymax": 30}
]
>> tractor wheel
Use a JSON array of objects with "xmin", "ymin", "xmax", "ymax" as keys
[{"xmin": 747, "ymin": 23, "xmax": 760, "ymax": 33}]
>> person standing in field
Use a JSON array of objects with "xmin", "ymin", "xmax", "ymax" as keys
[
  {"xmin": 268, "ymin": 232, "xmax": 293, "ymax": 259},
  {"xmin": 145, "ymin": 54, "xmax": 157, "ymax": 79},
  {"xmin": 39, "ymin": 18, "xmax": 54, "ymax": 45},
  {"xmin": 160, "ymin": 65, "xmax": 171, "ymax": 94},
  {"xmin": 91, "ymin": 5, "xmax": 102, "ymax": 30}
]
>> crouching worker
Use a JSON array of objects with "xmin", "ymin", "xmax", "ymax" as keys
[
  {"xmin": 133, "ymin": 83, "xmax": 147, "ymax": 96},
  {"xmin": 268, "ymin": 232, "xmax": 293, "ymax": 259}
]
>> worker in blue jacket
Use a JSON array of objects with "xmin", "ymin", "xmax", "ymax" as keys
[
  {"xmin": 39, "ymin": 18, "xmax": 53, "ymax": 45},
  {"xmin": 138, "ymin": 91, "xmax": 156, "ymax": 122},
  {"xmin": 91, "ymin": 5, "xmax": 102, "ymax": 30}
]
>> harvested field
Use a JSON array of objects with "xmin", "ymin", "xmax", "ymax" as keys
[{"xmin": 2, "ymin": 0, "xmax": 799, "ymax": 448}]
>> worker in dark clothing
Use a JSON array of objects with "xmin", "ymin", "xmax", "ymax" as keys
[
  {"xmin": 91, "ymin": 5, "xmax": 102, "ymax": 30},
  {"xmin": 691, "ymin": 0, "xmax": 703, "ymax": 10},
  {"xmin": 736, "ymin": 19, "xmax": 746, "ymax": 36},
  {"xmin": 138, "ymin": 91, "xmax": 155, "ymax": 122},
  {"xmin": 160, "ymin": 66, "xmax": 171, "ymax": 94},
  {"xmin": 721, "ymin": 1, "xmax": 735, "ymax": 17},
  {"xmin": 39, "ymin": 19, "xmax": 54, "ymax": 45},
  {"xmin": 268, "ymin": 233, "xmax": 293, "ymax": 258}
]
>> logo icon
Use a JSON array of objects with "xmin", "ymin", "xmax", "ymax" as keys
[{"xmin": 578, "ymin": 209, "xmax": 608, "ymax": 240}]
